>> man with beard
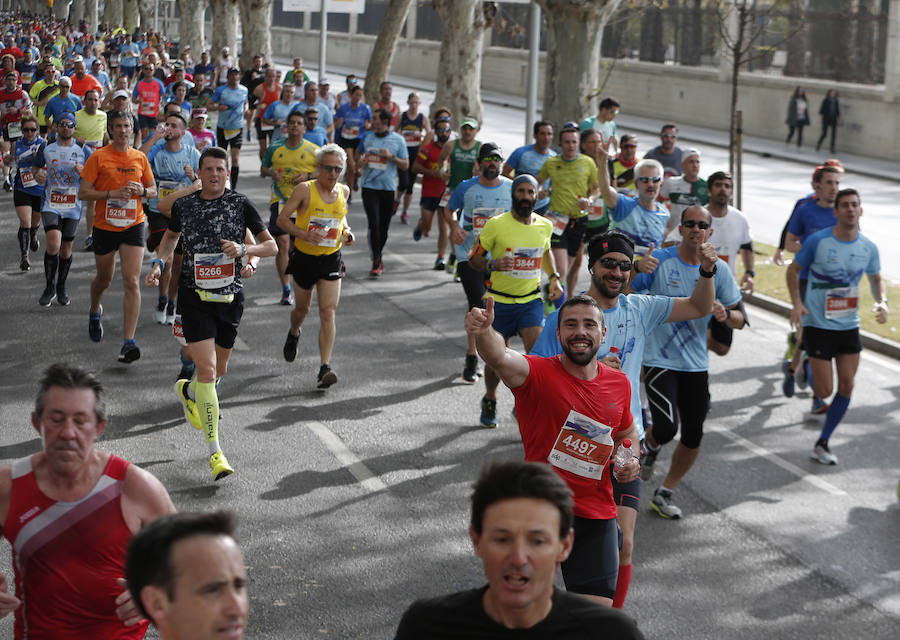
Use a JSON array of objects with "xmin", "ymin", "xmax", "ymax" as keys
[
  {"xmin": 468, "ymin": 173, "xmax": 563, "ymax": 428},
  {"xmin": 445, "ymin": 142, "xmax": 514, "ymax": 387},
  {"xmin": 632, "ymin": 206, "xmax": 744, "ymax": 519},
  {"xmin": 531, "ymin": 230, "xmax": 716, "ymax": 608},
  {"xmin": 412, "ymin": 118, "xmax": 451, "ymax": 270},
  {"xmin": 465, "ymin": 295, "xmax": 640, "ymax": 607}
]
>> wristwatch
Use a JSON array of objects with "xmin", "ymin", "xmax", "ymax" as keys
[
  {"xmin": 549, "ymin": 272, "xmax": 561, "ymax": 280},
  {"xmin": 698, "ymin": 264, "xmax": 717, "ymax": 278}
]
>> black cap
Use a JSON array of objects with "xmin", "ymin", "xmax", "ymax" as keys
[{"xmin": 477, "ymin": 142, "xmax": 502, "ymax": 162}]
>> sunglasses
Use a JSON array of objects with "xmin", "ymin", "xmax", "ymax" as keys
[
  {"xmin": 637, "ymin": 176, "xmax": 662, "ymax": 184},
  {"xmin": 319, "ymin": 165, "xmax": 342, "ymax": 173},
  {"xmin": 661, "ymin": 133, "xmax": 677, "ymax": 139},
  {"xmin": 598, "ymin": 257, "xmax": 633, "ymax": 271},
  {"xmin": 22, "ymin": 127, "xmax": 38, "ymax": 132},
  {"xmin": 622, "ymin": 144, "xmax": 636, "ymax": 149},
  {"xmin": 435, "ymin": 127, "xmax": 451, "ymax": 133},
  {"xmin": 682, "ymin": 220, "xmax": 711, "ymax": 229},
  {"xmin": 481, "ymin": 155, "xmax": 502, "ymax": 163},
  {"xmin": 57, "ymin": 122, "xmax": 75, "ymax": 128}
]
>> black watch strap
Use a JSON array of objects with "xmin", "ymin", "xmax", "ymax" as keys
[{"xmin": 698, "ymin": 264, "xmax": 717, "ymax": 278}]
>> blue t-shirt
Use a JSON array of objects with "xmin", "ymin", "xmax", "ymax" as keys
[
  {"xmin": 358, "ymin": 131, "xmax": 408, "ymax": 191},
  {"xmin": 14, "ymin": 136, "xmax": 46, "ymax": 196},
  {"xmin": 290, "ymin": 100, "xmax": 333, "ymax": 129},
  {"xmin": 119, "ymin": 43, "xmax": 141, "ymax": 67},
  {"xmin": 35, "ymin": 140, "xmax": 92, "ymax": 219},
  {"xmin": 446, "ymin": 176, "xmax": 513, "ymax": 261},
  {"xmin": 90, "ymin": 70, "xmax": 110, "ymax": 89},
  {"xmin": 786, "ymin": 198, "xmax": 836, "ymax": 279},
  {"xmin": 304, "ymin": 128, "xmax": 328, "ymax": 147},
  {"xmin": 506, "ymin": 143, "xmax": 556, "ymax": 211},
  {"xmin": 210, "ymin": 84, "xmax": 249, "ymax": 130},
  {"xmin": 531, "ymin": 293, "xmax": 674, "ymax": 437},
  {"xmin": 334, "ymin": 102, "xmax": 372, "ymax": 141},
  {"xmin": 632, "ymin": 246, "xmax": 741, "ymax": 371},
  {"xmin": 44, "ymin": 94, "xmax": 83, "ymax": 125},
  {"xmin": 794, "ymin": 227, "xmax": 880, "ymax": 331},
  {"xmin": 262, "ymin": 101, "xmax": 297, "ymax": 142},
  {"xmin": 147, "ymin": 141, "xmax": 201, "ymax": 213},
  {"xmin": 609, "ymin": 194, "xmax": 670, "ymax": 254}
]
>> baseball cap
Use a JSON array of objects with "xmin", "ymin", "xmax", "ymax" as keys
[
  {"xmin": 192, "ymin": 107, "xmax": 208, "ymax": 119},
  {"xmin": 71, "ymin": 54, "xmax": 84, "ymax": 63},
  {"xmin": 460, "ymin": 116, "xmax": 479, "ymax": 129},
  {"xmin": 173, "ymin": 60, "xmax": 185, "ymax": 69},
  {"xmin": 319, "ymin": 76, "xmax": 329, "ymax": 85},
  {"xmin": 227, "ymin": 67, "xmax": 240, "ymax": 75},
  {"xmin": 477, "ymin": 141, "xmax": 503, "ymax": 162},
  {"xmin": 682, "ymin": 148, "xmax": 701, "ymax": 162},
  {"xmin": 112, "ymin": 89, "xmax": 130, "ymax": 100}
]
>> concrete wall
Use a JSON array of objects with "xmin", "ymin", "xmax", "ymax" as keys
[{"xmin": 272, "ymin": 26, "xmax": 893, "ymax": 159}]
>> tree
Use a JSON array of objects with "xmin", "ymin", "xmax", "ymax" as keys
[
  {"xmin": 70, "ymin": 0, "xmax": 86, "ymax": 27},
  {"xmin": 364, "ymin": 0, "xmax": 414, "ymax": 106},
  {"xmin": 536, "ymin": 0, "xmax": 623, "ymax": 132},
  {"xmin": 103, "ymin": 0, "xmax": 123, "ymax": 29},
  {"xmin": 783, "ymin": 0, "xmax": 808, "ymax": 76},
  {"xmin": 210, "ymin": 0, "xmax": 240, "ymax": 60},
  {"xmin": 138, "ymin": 0, "xmax": 156, "ymax": 33},
  {"xmin": 85, "ymin": 0, "xmax": 99, "ymax": 33},
  {"xmin": 238, "ymin": 0, "xmax": 272, "ymax": 70},
  {"xmin": 123, "ymin": 0, "xmax": 139, "ymax": 32},
  {"xmin": 431, "ymin": 0, "xmax": 491, "ymax": 126},
  {"xmin": 53, "ymin": 0, "xmax": 69, "ymax": 19},
  {"xmin": 176, "ymin": 0, "xmax": 206, "ymax": 59}
]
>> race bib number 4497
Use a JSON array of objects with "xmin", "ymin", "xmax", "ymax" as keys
[{"xmin": 548, "ymin": 410, "xmax": 615, "ymax": 480}]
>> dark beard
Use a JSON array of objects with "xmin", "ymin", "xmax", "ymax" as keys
[
  {"xmin": 512, "ymin": 196, "xmax": 533, "ymax": 217},
  {"xmin": 591, "ymin": 274, "xmax": 624, "ymax": 300},
  {"xmin": 481, "ymin": 166, "xmax": 499, "ymax": 180},
  {"xmin": 561, "ymin": 339, "xmax": 599, "ymax": 366}
]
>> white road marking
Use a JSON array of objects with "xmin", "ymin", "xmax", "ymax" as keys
[
  {"xmin": 232, "ymin": 336, "xmax": 249, "ymax": 351},
  {"xmin": 707, "ymin": 424, "xmax": 847, "ymax": 496},
  {"xmin": 307, "ymin": 421, "xmax": 387, "ymax": 493}
]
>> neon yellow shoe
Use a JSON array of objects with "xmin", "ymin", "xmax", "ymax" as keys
[
  {"xmin": 174, "ymin": 379, "xmax": 201, "ymax": 430},
  {"xmin": 210, "ymin": 451, "xmax": 234, "ymax": 481}
]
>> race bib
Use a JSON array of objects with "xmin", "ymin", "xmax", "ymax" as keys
[
  {"xmin": 50, "ymin": 186, "xmax": 77, "ymax": 209},
  {"xmin": 194, "ymin": 252, "xmax": 235, "ymax": 289},
  {"xmin": 510, "ymin": 247, "xmax": 543, "ymax": 280},
  {"xmin": 547, "ymin": 410, "xmax": 615, "ymax": 480},
  {"xmin": 438, "ymin": 187, "xmax": 451, "ymax": 208},
  {"xmin": 472, "ymin": 207, "xmax": 503, "ymax": 237},
  {"xmin": 342, "ymin": 124, "xmax": 360, "ymax": 139},
  {"xmin": 105, "ymin": 197, "xmax": 138, "ymax": 226},
  {"xmin": 138, "ymin": 100, "xmax": 156, "ymax": 116},
  {"xmin": 85, "ymin": 139, "xmax": 103, "ymax": 149},
  {"xmin": 110, "ymin": 54, "xmax": 120, "ymax": 66},
  {"xmin": 260, "ymin": 121, "xmax": 274, "ymax": 131},
  {"xmin": 308, "ymin": 216, "xmax": 340, "ymax": 247},
  {"xmin": 157, "ymin": 179, "xmax": 181, "ymax": 201},
  {"xmin": 825, "ymin": 285, "xmax": 859, "ymax": 319},
  {"xmin": 587, "ymin": 201, "xmax": 605, "ymax": 222},
  {"xmin": 224, "ymin": 128, "xmax": 241, "ymax": 140},
  {"xmin": 544, "ymin": 210, "xmax": 569, "ymax": 236},
  {"xmin": 20, "ymin": 169, "xmax": 36, "ymax": 188},
  {"xmin": 366, "ymin": 150, "xmax": 387, "ymax": 171},
  {"xmin": 7, "ymin": 121, "xmax": 22, "ymax": 139},
  {"xmin": 172, "ymin": 313, "xmax": 186, "ymax": 346},
  {"xmin": 633, "ymin": 243, "xmax": 651, "ymax": 257},
  {"xmin": 21, "ymin": 72, "xmax": 32, "ymax": 84},
  {"xmin": 402, "ymin": 129, "xmax": 422, "ymax": 146}
]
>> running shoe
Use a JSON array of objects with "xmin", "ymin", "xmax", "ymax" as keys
[
  {"xmin": 316, "ymin": 364, "xmax": 338, "ymax": 389},
  {"xmin": 154, "ymin": 297, "xmax": 168, "ymax": 324},
  {"xmin": 210, "ymin": 451, "xmax": 234, "ymax": 480},
  {"xmin": 784, "ymin": 330, "xmax": 797, "ymax": 362},
  {"xmin": 651, "ymin": 488, "xmax": 683, "ymax": 519},
  {"xmin": 781, "ymin": 360, "xmax": 795, "ymax": 398},
  {"xmin": 810, "ymin": 440, "xmax": 838, "ymax": 465},
  {"xmin": 83, "ymin": 235, "xmax": 93, "ymax": 252},
  {"xmin": 479, "ymin": 396, "xmax": 497, "ymax": 429},
  {"xmin": 88, "ymin": 306, "xmax": 103, "ymax": 342},
  {"xmin": 56, "ymin": 283, "xmax": 70, "ymax": 306},
  {"xmin": 39, "ymin": 285, "xmax": 56, "ymax": 307},
  {"xmin": 640, "ymin": 443, "xmax": 660, "ymax": 481},
  {"xmin": 280, "ymin": 286, "xmax": 293, "ymax": 306},
  {"xmin": 462, "ymin": 354, "xmax": 478, "ymax": 383},
  {"xmin": 174, "ymin": 379, "xmax": 201, "ymax": 429},
  {"xmin": 796, "ymin": 353, "xmax": 809, "ymax": 390},
  {"xmin": 433, "ymin": 257, "xmax": 446, "ymax": 271},
  {"xmin": 447, "ymin": 254, "xmax": 457, "ymax": 271},
  {"xmin": 2, "ymin": 175, "xmax": 11, "ymax": 191},
  {"xmin": 29, "ymin": 235, "xmax": 39, "ymax": 252},
  {"xmin": 413, "ymin": 225, "xmax": 422, "ymax": 241},
  {"xmin": 811, "ymin": 397, "xmax": 829, "ymax": 414},
  {"xmin": 118, "ymin": 340, "xmax": 141, "ymax": 363},
  {"xmin": 165, "ymin": 300, "xmax": 176, "ymax": 325},
  {"xmin": 283, "ymin": 330, "xmax": 299, "ymax": 362},
  {"xmin": 20, "ymin": 255, "xmax": 30, "ymax": 271},
  {"xmin": 369, "ymin": 260, "xmax": 383, "ymax": 277},
  {"xmin": 400, "ymin": 211, "xmax": 409, "ymax": 225},
  {"xmin": 176, "ymin": 365, "xmax": 195, "ymax": 382}
]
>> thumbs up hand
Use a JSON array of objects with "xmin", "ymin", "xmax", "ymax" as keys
[{"xmin": 637, "ymin": 242, "xmax": 658, "ymax": 274}]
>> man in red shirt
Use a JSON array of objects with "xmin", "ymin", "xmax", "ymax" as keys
[
  {"xmin": 373, "ymin": 81, "xmax": 399, "ymax": 130},
  {"xmin": 0, "ymin": 35, "xmax": 23, "ymax": 60},
  {"xmin": 69, "ymin": 57, "xmax": 103, "ymax": 100},
  {"xmin": 466, "ymin": 295, "xmax": 641, "ymax": 606},
  {"xmin": 412, "ymin": 119, "xmax": 451, "ymax": 269}
]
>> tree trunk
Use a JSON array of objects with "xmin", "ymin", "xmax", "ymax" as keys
[
  {"xmin": 103, "ymin": 0, "xmax": 124, "ymax": 29},
  {"xmin": 364, "ymin": 0, "xmax": 413, "ymax": 106},
  {"xmin": 728, "ymin": 3, "xmax": 747, "ymax": 176},
  {"xmin": 856, "ymin": 0, "xmax": 877, "ymax": 83},
  {"xmin": 432, "ymin": 0, "xmax": 489, "ymax": 127},
  {"xmin": 176, "ymin": 0, "xmax": 206, "ymax": 58},
  {"xmin": 836, "ymin": 0, "xmax": 859, "ymax": 83},
  {"xmin": 123, "ymin": 0, "xmax": 139, "ymax": 32},
  {"xmin": 537, "ymin": 0, "xmax": 622, "ymax": 131},
  {"xmin": 783, "ymin": 0, "xmax": 808, "ymax": 76},
  {"xmin": 53, "ymin": 0, "xmax": 69, "ymax": 19},
  {"xmin": 210, "ymin": 0, "xmax": 240, "ymax": 61},
  {"xmin": 238, "ymin": 0, "xmax": 272, "ymax": 70},
  {"xmin": 70, "ymin": 0, "xmax": 86, "ymax": 27},
  {"xmin": 138, "ymin": 0, "xmax": 155, "ymax": 32},
  {"xmin": 85, "ymin": 0, "xmax": 100, "ymax": 33}
]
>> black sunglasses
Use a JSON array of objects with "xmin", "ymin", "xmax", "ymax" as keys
[
  {"xmin": 598, "ymin": 257, "xmax": 633, "ymax": 271},
  {"xmin": 682, "ymin": 220, "xmax": 710, "ymax": 229}
]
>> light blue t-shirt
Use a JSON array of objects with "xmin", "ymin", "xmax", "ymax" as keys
[
  {"xmin": 290, "ymin": 100, "xmax": 333, "ymax": 129},
  {"xmin": 119, "ymin": 43, "xmax": 141, "ymax": 67},
  {"xmin": 609, "ymin": 194, "xmax": 670, "ymax": 254},
  {"xmin": 335, "ymin": 102, "xmax": 372, "ymax": 141},
  {"xmin": 447, "ymin": 176, "xmax": 513, "ymax": 261},
  {"xmin": 304, "ymin": 127, "xmax": 328, "ymax": 147},
  {"xmin": 531, "ymin": 292, "xmax": 674, "ymax": 437},
  {"xmin": 263, "ymin": 101, "xmax": 297, "ymax": 142},
  {"xmin": 632, "ymin": 246, "xmax": 741, "ymax": 371},
  {"xmin": 358, "ymin": 131, "xmax": 408, "ymax": 191},
  {"xmin": 506, "ymin": 143, "xmax": 555, "ymax": 211},
  {"xmin": 794, "ymin": 227, "xmax": 880, "ymax": 331},
  {"xmin": 45, "ymin": 94, "xmax": 83, "ymax": 125},
  {"xmin": 35, "ymin": 140, "xmax": 92, "ymax": 219},
  {"xmin": 210, "ymin": 84, "xmax": 248, "ymax": 130},
  {"xmin": 147, "ymin": 141, "xmax": 201, "ymax": 213}
]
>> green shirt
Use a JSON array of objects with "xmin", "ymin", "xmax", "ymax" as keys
[
  {"xmin": 449, "ymin": 139, "xmax": 481, "ymax": 189},
  {"xmin": 537, "ymin": 154, "xmax": 598, "ymax": 218}
]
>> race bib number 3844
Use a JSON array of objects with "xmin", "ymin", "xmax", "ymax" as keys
[{"xmin": 548, "ymin": 410, "xmax": 615, "ymax": 480}]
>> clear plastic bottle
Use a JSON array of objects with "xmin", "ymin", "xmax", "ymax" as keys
[{"xmin": 614, "ymin": 438, "xmax": 633, "ymax": 479}]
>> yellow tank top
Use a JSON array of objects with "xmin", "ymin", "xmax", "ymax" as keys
[{"xmin": 294, "ymin": 180, "xmax": 348, "ymax": 256}]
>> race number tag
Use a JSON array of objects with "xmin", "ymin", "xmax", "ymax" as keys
[
  {"xmin": 85, "ymin": 139, "xmax": 103, "ymax": 149},
  {"xmin": 20, "ymin": 169, "xmax": 36, "ymax": 188},
  {"xmin": 402, "ymin": 129, "xmax": 422, "ymax": 146},
  {"xmin": 547, "ymin": 410, "xmax": 615, "ymax": 480},
  {"xmin": 157, "ymin": 180, "xmax": 181, "ymax": 201},
  {"xmin": 172, "ymin": 314, "xmax": 186, "ymax": 346},
  {"xmin": 50, "ymin": 187, "xmax": 77, "ymax": 209},
  {"xmin": 825, "ymin": 285, "xmax": 859, "ymax": 319},
  {"xmin": 544, "ymin": 210, "xmax": 569, "ymax": 236},
  {"xmin": 342, "ymin": 124, "xmax": 360, "ymax": 139},
  {"xmin": 7, "ymin": 121, "xmax": 22, "ymax": 139},
  {"xmin": 224, "ymin": 128, "xmax": 241, "ymax": 140},
  {"xmin": 21, "ymin": 72, "xmax": 33, "ymax": 85},
  {"xmin": 366, "ymin": 150, "xmax": 387, "ymax": 171},
  {"xmin": 308, "ymin": 216, "xmax": 340, "ymax": 247},
  {"xmin": 587, "ymin": 200, "xmax": 605, "ymax": 222},
  {"xmin": 510, "ymin": 247, "xmax": 543, "ymax": 280},
  {"xmin": 105, "ymin": 197, "xmax": 138, "ymax": 226},
  {"xmin": 438, "ymin": 187, "xmax": 452, "ymax": 208},
  {"xmin": 194, "ymin": 252, "xmax": 236, "ymax": 289},
  {"xmin": 472, "ymin": 207, "xmax": 503, "ymax": 237},
  {"xmin": 139, "ymin": 100, "xmax": 156, "ymax": 116},
  {"xmin": 633, "ymin": 243, "xmax": 651, "ymax": 257},
  {"xmin": 260, "ymin": 121, "xmax": 274, "ymax": 132}
]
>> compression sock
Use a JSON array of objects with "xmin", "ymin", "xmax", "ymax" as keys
[
  {"xmin": 56, "ymin": 256, "xmax": 72, "ymax": 286},
  {"xmin": 30, "ymin": 225, "xmax": 40, "ymax": 244},
  {"xmin": 44, "ymin": 252, "xmax": 58, "ymax": 288},
  {"xmin": 612, "ymin": 563, "xmax": 632, "ymax": 609},
  {"xmin": 230, "ymin": 166, "xmax": 239, "ymax": 189},
  {"xmin": 192, "ymin": 380, "xmax": 221, "ymax": 455},
  {"xmin": 820, "ymin": 393, "xmax": 850, "ymax": 442},
  {"xmin": 17, "ymin": 227, "xmax": 29, "ymax": 256},
  {"xmin": 179, "ymin": 351, "xmax": 195, "ymax": 378}
]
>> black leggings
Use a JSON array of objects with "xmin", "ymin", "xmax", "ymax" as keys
[
  {"xmin": 816, "ymin": 122, "xmax": 837, "ymax": 152},
  {"xmin": 644, "ymin": 367, "xmax": 709, "ymax": 450},
  {"xmin": 362, "ymin": 188, "xmax": 395, "ymax": 262},
  {"xmin": 785, "ymin": 124, "xmax": 806, "ymax": 146}
]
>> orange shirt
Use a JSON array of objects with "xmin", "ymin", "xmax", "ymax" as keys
[
  {"xmin": 81, "ymin": 145, "xmax": 154, "ymax": 232},
  {"xmin": 70, "ymin": 74, "xmax": 103, "ymax": 99}
]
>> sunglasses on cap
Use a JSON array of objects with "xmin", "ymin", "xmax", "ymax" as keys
[
  {"xmin": 681, "ymin": 219, "xmax": 710, "ymax": 229},
  {"xmin": 598, "ymin": 257, "xmax": 633, "ymax": 271},
  {"xmin": 481, "ymin": 155, "xmax": 502, "ymax": 163},
  {"xmin": 637, "ymin": 176, "xmax": 662, "ymax": 184}
]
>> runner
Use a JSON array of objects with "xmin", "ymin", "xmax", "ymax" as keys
[
  {"xmin": 252, "ymin": 67, "xmax": 279, "ymax": 160},
  {"xmin": 579, "ymin": 96, "xmax": 620, "ymax": 154},
  {"xmin": 0, "ymin": 70, "xmax": 33, "ymax": 190},
  {"xmin": 262, "ymin": 83, "xmax": 298, "ymax": 144},
  {"xmin": 644, "ymin": 123, "xmax": 683, "ymax": 179},
  {"xmin": 146, "ymin": 146, "xmax": 277, "ymax": 480},
  {"xmin": 78, "ymin": 109, "xmax": 156, "ymax": 362},
  {"xmin": 74, "ymin": 88, "xmax": 106, "ymax": 249},
  {"xmin": 7, "ymin": 113, "xmax": 43, "ymax": 271},
  {"xmin": 411, "ymin": 119, "xmax": 451, "ymax": 270},
  {"xmin": 333, "ymin": 84, "xmax": 371, "ymax": 193},
  {"xmin": 438, "ymin": 115, "xmax": 481, "ymax": 273},
  {"xmin": 302, "ymin": 107, "xmax": 328, "ymax": 147},
  {"xmin": 188, "ymin": 107, "xmax": 215, "ymax": 152},
  {"xmin": 208, "ymin": 67, "xmax": 248, "ymax": 188},
  {"xmin": 396, "ymin": 92, "xmax": 431, "ymax": 223},
  {"xmin": 502, "ymin": 120, "xmax": 555, "ymax": 216},
  {"xmin": 373, "ymin": 80, "xmax": 399, "ymax": 129},
  {"xmin": 277, "ymin": 143, "xmax": 353, "ymax": 389},
  {"xmin": 131, "ymin": 62, "xmax": 164, "ymax": 141},
  {"xmin": 787, "ymin": 188, "xmax": 887, "ymax": 464},
  {"xmin": 659, "ymin": 148, "xmax": 707, "ymax": 238}
]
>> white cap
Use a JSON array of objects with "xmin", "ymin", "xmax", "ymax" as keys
[
  {"xmin": 113, "ymin": 89, "xmax": 130, "ymax": 100},
  {"xmin": 682, "ymin": 148, "xmax": 701, "ymax": 162}
]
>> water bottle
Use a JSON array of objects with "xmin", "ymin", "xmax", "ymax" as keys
[{"xmin": 614, "ymin": 438, "xmax": 633, "ymax": 479}]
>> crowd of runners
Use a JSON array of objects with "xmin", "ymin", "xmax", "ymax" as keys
[{"xmin": 0, "ymin": 8, "xmax": 891, "ymax": 639}]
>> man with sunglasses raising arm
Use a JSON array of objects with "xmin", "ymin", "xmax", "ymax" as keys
[{"xmin": 631, "ymin": 205, "xmax": 744, "ymax": 520}]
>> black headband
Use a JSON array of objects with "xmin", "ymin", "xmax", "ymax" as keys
[{"xmin": 588, "ymin": 233, "xmax": 634, "ymax": 265}]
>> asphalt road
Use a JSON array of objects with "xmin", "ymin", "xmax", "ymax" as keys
[{"xmin": 0, "ymin": 124, "xmax": 898, "ymax": 639}]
